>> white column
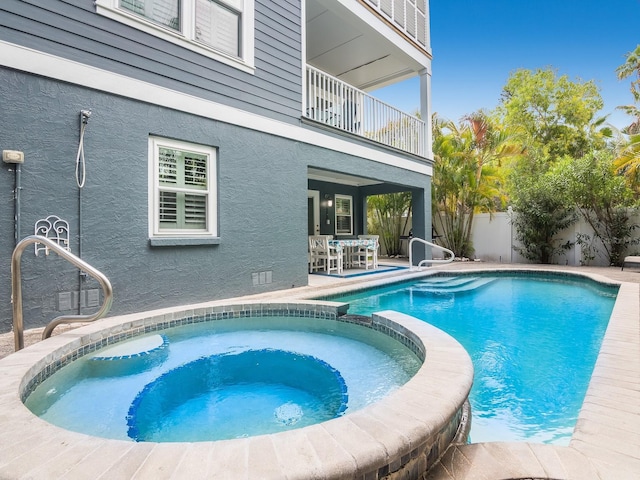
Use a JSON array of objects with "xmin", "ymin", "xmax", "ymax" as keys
[{"xmin": 419, "ymin": 66, "xmax": 433, "ymax": 159}]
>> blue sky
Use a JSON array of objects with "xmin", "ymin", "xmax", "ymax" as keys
[{"xmin": 373, "ymin": 0, "xmax": 640, "ymax": 131}]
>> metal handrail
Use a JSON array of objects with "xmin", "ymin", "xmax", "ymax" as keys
[
  {"xmin": 11, "ymin": 235, "xmax": 113, "ymax": 351},
  {"xmin": 408, "ymin": 237, "xmax": 455, "ymax": 270}
]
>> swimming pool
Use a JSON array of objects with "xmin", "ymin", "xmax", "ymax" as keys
[{"xmin": 323, "ymin": 272, "xmax": 618, "ymax": 445}]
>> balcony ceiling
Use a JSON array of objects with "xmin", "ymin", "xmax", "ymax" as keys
[
  {"xmin": 308, "ymin": 167, "xmax": 382, "ymax": 187},
  {"xmin": 306, "ymin": 0, "xmax": 429, "ymax": 91}
]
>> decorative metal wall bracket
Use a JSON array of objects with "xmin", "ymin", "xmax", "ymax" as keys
[{"xmin": 34, "ymin": 215, "xmax": 70, "ymax": 256}]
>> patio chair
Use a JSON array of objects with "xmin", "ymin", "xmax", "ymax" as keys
[
  {"xmin": 349, "ymin": 235, "xmax": 379, "ymax": 270},
  {"xmin": 309, "ymin": 235, "xmax": 342, "ymax": 274}
]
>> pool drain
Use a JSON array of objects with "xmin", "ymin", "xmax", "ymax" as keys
[{"xmin": 274, "ymin": 402, "xmax": 303, "ymax": 425}]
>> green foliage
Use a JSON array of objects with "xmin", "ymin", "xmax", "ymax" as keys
[
  {"xmin": 557, "ymin": 151, "xmax": 639, "ymax": 266},
  {"xmin": 367, "ymin": 193, "xmax": 412, "ymax": 256},
  {"xmin": 497, "ymin": 68, "xmax": 622, "ymax": 264},
  {"xmin": 498, "ymin": 68, "xmax": 605, "ymax": 159},
  {"xmin": 616, "ymin": 44, "xmax": 640, "ymax": 134},
  {"xmin": 509, "ymin": 157, "xmax": 577, "ymax": 264},
  {"xmin": 613, "ymin": 46, "xmax": 640, "ymax": 197},
  {"xmin": 614, "ymin": 133, "xmax": 640, "ymax": 195},
  {"xmin": 575, "ymin": 232, "xmax": 597, "ymax": 266},
  {"xmin": 432, "ymin": 112, "xmax": 520, "ymax": 258},
  {"xmin": 430, "ymin": 57, "xmax": 640, "ymax": 266}
]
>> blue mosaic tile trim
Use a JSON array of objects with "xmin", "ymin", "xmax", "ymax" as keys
[
  {"xmin": 125, "ymin": 349, "xmax": 349, "ymax": 442},
  {"xmin": 90, "ymin": 335, "xmax": 169, "ymax": 361},
  {"xmin": 21, "ymin": 304, "xmax": 424, "ymax": 401},
  {"xmin": 366, "ymin": 404, "xmax": 464, "ymax": 479},
  {"xmin": 371, "ymin": 322, "xmax": 425, "ymax": 361},
  {"xmin": 316, "ymin": 269, "xmax": 619, "ymax": 302},
  {"xmin": 20, "ymin": 304, "xmax": 348, "ymax": 401},
  {"xmin": 335, "ymin": 314, "xmax": 425, "ymax": 361}
]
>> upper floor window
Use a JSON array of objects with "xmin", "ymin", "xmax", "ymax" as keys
[
  {"xmin": 96, "ymin": 0, "xmax": 254, "ymax": 72},
  {"xmin": 149, "ymin": 137, "xmax": 217, "ymax": 239}
]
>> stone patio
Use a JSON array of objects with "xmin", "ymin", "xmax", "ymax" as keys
[{"xmin": 1, "ymin": 260, "xmax": 639, "ymax": 479}]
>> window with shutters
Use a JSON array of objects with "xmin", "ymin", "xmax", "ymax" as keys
[
  {"xmin": 149, "ymin": 137, "xmax": 217, "ymax": 238},
  {"xmin": 335, "ymin": 195, "xmax": 353, "ymax": 235},
  {"xmin": 96, "ymin": 0, "xmax": 254, "ymax": 72}
]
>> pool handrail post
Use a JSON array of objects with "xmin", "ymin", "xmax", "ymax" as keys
[
  {"xmin": 408, "ymin": 237, "xmax": 455, "ymax": 270},
  {"xmin": 11, "ymin": 235, "xmax": 113, "ymax": 351}
]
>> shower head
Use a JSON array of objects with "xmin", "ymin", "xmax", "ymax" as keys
[{"xmin": 80, "ymin": 110, "xmax": 91, "ymax": 124}]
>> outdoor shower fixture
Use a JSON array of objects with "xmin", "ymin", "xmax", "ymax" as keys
[
  {"xmin": 76, "ymin": 109, "xmax": 91, "ymax": 188},
  {"xmin": 75, "ymin": 109, "xmax": 92, "ymax": 314}
]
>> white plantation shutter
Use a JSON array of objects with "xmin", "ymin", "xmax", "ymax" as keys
[
  {"xmin": 184, "ymin": 152, "xmax": 208, "ymax": 189},
  {"xmin": 335, "ymin": 195, "xmax": 353, "ymax": 235},
  {"xmin": 159, "ymin": 191, "xmax": 178, "ymax": 227},
  {"xmin": 184, "ymin": 194, "xmax": 207, "ymax": 228},
  {"xmin": 154, "ymin": 141, "xmax": 214, "ymax": 233},
  {"xmin": 158, "ymin": 148, "xmax": 178, "ymax": 185},
  {"xmin": 100, "ymin": 0, "xmax": 253, "ymax": 67}
]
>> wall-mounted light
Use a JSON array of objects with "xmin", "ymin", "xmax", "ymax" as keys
[{"xmin": 324, "ymin": 194, "xmax": 333, "ymax": 225}]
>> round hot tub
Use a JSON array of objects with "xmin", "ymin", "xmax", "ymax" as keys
[{"xmin": 4, "ymin": 302, "xmax": 473, "ymax": 479}]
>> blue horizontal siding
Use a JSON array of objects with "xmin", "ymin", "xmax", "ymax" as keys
[{"xmin": 0, "ymin": 0, "xmax": 303, "ymax": 122}]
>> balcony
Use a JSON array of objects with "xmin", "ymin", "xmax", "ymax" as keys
[
  {"xmin": 305, "ymin": 0, "xmax": 431, "ymax": 159},
  {"xmin": 305, "ymin": 65, "xmax": 427, "ymax": 157},
  {"xmin": 361, "ymin": 0, "xmax": 429, "ymax": 52}
]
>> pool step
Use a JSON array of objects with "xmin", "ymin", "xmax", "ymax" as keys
[{"xmin": 410, "ymin": 276, "xmax": 495, "ymax": 294}]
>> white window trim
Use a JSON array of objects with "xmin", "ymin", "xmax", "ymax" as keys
[
  {"xmin": 335, "ymin": 194, "xmax": 353, "ymax": 236},
  {"xmin": 148, "ymin": 136, "xmax": 218, "ymax": 240},
  {"xmin": 95, "ymin": 0, "xmax": 255, "ymax": 74}
]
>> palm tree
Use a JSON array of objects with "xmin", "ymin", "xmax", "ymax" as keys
[
  {"xmin": 367, "ymin": 192, "xmax": 412, "ymax": 256},
  {"xmin": 614, "ymin": 133, "xmax": 640, "ymax": 195},
  {"xmin": 616, "ymin": 44, "xmax": 640, "ymax": 134},
  {"xmin": 432, "ymin": 112, "xmax": 521, "ymax": 258},
  {"xmin": 614, "ymin": 45, "xmax": 640, "ymax": 194}
]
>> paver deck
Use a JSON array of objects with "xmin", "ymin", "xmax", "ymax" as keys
[{"xmin": 1, "ymin": 260, "xmax": 639, "ymax": 479}]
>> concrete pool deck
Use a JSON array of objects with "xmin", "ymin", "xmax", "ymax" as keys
[{"xmin": 1, "ymin": 260, "xmax": 639, "ymax": 479}]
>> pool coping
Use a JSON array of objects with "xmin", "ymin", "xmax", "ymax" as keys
[{"xmin": 0, "ymin": 300, "xmax": 473, "ymax": 479}]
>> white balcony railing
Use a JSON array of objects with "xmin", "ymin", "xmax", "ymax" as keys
[
  {"xmin": 305, "ymin": 66, "xmax": 427, "ymax": 157},
  {"xmin": 362, "ymin": 0, "xmax": 429, "ymax": 50}
]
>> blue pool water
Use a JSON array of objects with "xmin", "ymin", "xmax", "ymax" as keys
[
  {"xmin": 328, "ymin": 273, "xmax": 617, "ymax": 445},
  {"xmin": 25, "ymin": 316, "xmax": 421, "ymax": 442},
  {"xmin": 127, "ymin": 349, "xmax": 348, "ymax": 442}
]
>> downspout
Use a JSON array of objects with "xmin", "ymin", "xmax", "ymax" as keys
[
  {"xmin": 2, "ymin": 150, "xmax": 25, "ymax": 246},
  {"xmin": 14, "ymin": 162, "xmax": 21, "ymax": 246}
]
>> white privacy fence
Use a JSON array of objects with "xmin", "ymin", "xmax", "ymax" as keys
[
  {"xmin": 469, "ymin": 211, "xmax": 640, "ymax": 267},
  {"xmin": 389, "ymin": 211, "xmax": 640, "ymax": 266}
]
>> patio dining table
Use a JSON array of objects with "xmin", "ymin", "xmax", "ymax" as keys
[{"xmin": 328, "ymin": 238, "xmax": 377, "ymax": 269}]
